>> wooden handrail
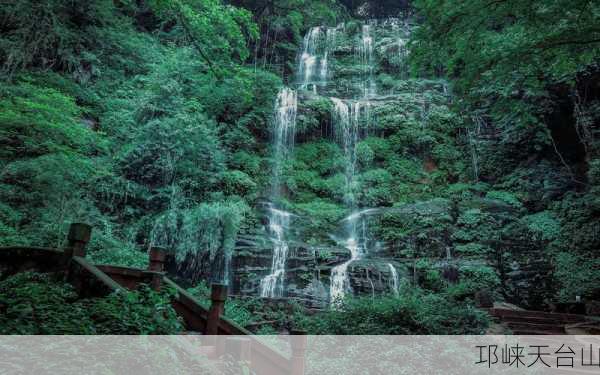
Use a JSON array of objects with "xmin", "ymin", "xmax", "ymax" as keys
[{"xmin": 71, "ymin": 256, "xmax": 125, "ymax": 292}]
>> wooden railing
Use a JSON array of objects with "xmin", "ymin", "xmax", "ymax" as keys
[{"xmin": 0, "ymin": 222, "xmax": 307, "ymax": 375}]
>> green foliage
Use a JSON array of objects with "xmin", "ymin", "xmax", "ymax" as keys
[
  {"xmin": 0, "ymin": 76, "xmax": 106, "ymax": 246},
  {"xmin": 0, "ymin": 272, "xmax": 184, "ymax": 334},
  {"xmin": 152, "ymin": 200, "xmax": 249, "ymax": 266},
  {"xmin": 553, "ymin": 253, "xmax": 600, "ymax": 301},
  {"xmin": 411, "ymin": 0, "xmax": 600, "ymax": 105},
  {"xmin": 485, "ymin": 190, "xmax": 523, "ymax": 208},
  {"xmin": 292, "ymin": 199, "xmax": 346, "ymax": 242},
  {"xmin": 0, "ymin": 0, "xmax": 133, "ymax": 75},
  {"xmin": 149, "ymin": 0, "xmax": 258, "ymax": 70},
  {"xmin": 454, "ymin": 242, "xmax": 490, "ymax": 257},
  {"xmin": 295, "ymin": 287, "xmax": 489, "ymax": 334},
  {"xmin": 520, "ymin": 211, "xmax": 561, "ymax": 242},
  {"xmin": 411, "ymin": 0, "xmax": 600, "ymax": 179}
]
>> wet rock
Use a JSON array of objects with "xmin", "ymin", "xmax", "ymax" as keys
[{"xmin": 346, "ymin": 259, "xmax": 409, "ymax": 296}]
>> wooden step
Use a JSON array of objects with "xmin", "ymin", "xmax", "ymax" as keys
[
  {"xmin": 510, "ymin": 329, "xmax": 565, "ymax": 335},
  {"xmin": 502, "ymin": 315, "xmax": 564, "ymax": 325},
  {"xmin": 489, "ymin": 308, "xmax": 590, "ymax": 323},
  {"xmin": 505, "ymin": 322, "xmax": 565, "ymax": 335}
]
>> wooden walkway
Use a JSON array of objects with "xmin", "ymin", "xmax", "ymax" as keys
[{"xmin": 0, "ymin": 223, "xmax": 307, "ymax": 375}]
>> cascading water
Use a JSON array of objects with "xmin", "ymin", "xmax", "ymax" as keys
[
  {"xmin": 391, "ymin": 18, "xmax": 410, "ymax": 80},
  {"xmin": 387, "ymin": 263, "xmax": 399, "ymax": 296},
  {"xmin": 328, "ymin": 21, "xmax": 382, "ymax": 305},
  {"xmin": 260, "ymin": 88, "xmax": 297, "ymax": 298},
  {"xmin": 260, "ymin": 206, "xmax": 291, "ymax": 297},
  {"xmin": 280, "ymin": 20, "xmax": 407, "ymax": 304},
  {"xmin": 358, "ymin": 24, "xmax": 376, "ymax": 98},
  {"xmin": 320, "ymin": 28, "xmax": 338, "ymax": 84},
  {"xmin": 298, "ymin": 26, "xmax": 338, "ymax": 93},
  {"xmin": 331, "ymin": 98, "xmax": 359, "ymax": 206},
  {"xmin": 329, "ymin": 98, "xmax": 372, "ymax": 303},
  {"xmin": 298, "ymin": 27, "xmax": 320, "ymax": 92}
]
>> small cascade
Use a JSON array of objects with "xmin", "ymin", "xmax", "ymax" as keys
[
  {"xmin": 319, "ymin": 27, "xmax": 338, "ymax": 83},
  {"xmin": 387, "ymin": 263, "xmax": 400, "ymax": 296},
  {"xmin": 468, "ymin": 114, "xmax": 485, "ymax": 182},
  {"xmin": 260, "ymin": 207, "xmax": 291, "ymax": 297},
  {"xmin": 260, "ymin": 88, "xmax": 297, "ymax": 298},
  {"xmin": 366, "ymin": 268, "xmax": 375, "ymax": 299},
  {"xmin": 330, "ymin": 236, "xmax": 363, "ymax": 303},
  {"xmin": 270, "ymin": 88, "xmax": 297, "ymax": 195},
  {"xmin": 397, "ymin": 38, "xmax": 408, "ymax": 79},
  {"xmin": 298, "ymin": 27, "xmax": 320, "ymax": 92},
  {"xmin": 331, "ymin": 98, "xmax": 360, "ymax": 206},
  {"xmin": 445, "ymin": 246, "xmax": 452, "ymax": 261},
  {"xmin": 358, "ymin": 24, "xmax": 376, "ymax": 98},
  {"xmin": 330, "ymin": 97, "xmax": 365, "ymax": 303},
  {"xmin": 391, "ymin": 18, "xmax": 410, "ymax": 79},
  {"xmin": 298, "ymin": 26, "xmax": 339, "ymax": 93}
]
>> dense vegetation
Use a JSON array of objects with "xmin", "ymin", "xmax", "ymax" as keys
[
  {"xmin": 0, "ymin": 0, "xmax": 598, "ymax": 334},
  {"xmin": 0, "ymin": 272, "xmax": 183, "ymax": 334}
]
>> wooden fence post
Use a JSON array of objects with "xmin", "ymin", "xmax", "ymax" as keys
[
  {"xmin": 148, "ymin": 247, "xmax": 166, "ymax": 291},
  {"xmin": 206, "ymin": 283, "xmax": 228, "ymax": 335},
  {"xmin": 290, "ymin": 329, "xmax": 308, "ymax": 375},
  {"xmin": 66, "ymin": 223, "xmax": 92, "ymax": 258}
]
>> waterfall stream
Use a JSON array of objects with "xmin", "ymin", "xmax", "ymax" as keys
[
  {"xmin": 328, "ymin": 22, "xmax": 380, "ymax": 305},
  {"xmin": 388, "ymin": 263, "xmax": 399, "ymax": 296},
  {"xmin": 260, "ymin": 88, "xmax": 297, "ymax": 298},
  {"xmin": 329, "ymin": 97, "xmax": 365, "ymax": 303},
  {"xmin": 298, "ymin": 26, "xmax": 339, "ymax": 93}
]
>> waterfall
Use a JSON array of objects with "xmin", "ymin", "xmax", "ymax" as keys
[
  {"xmin": 298, "ymin": 27, "xmax": 320, "ymax": 92},
  {"xmin": 331, "ymin": 98, "xmax": 360, "ymax": 207},
  {"xmin": 391, "ymin": 18, "xmax": 410, "ymax": 80},
  {"xmin": 467, "ymin": 127, "xmax": 479, "ymax": 182},
  {"xmin": 387, "ymin": 263, "xmax": 399, "ymax": 296},
  {"xmin": 260, "ymin": 88, "xmax": 297, "ymax": 298},
  {"xmin": 330, "ymin": 237, "xmax": 362, "ymax": 303},
  {"xmin": 320, "ymin": 28, "xmax": 337, "ymax": 84},
  {"xmin": 291, "ymin": 21, "xmax": 394, "ymax": 304},
  {"xmin": 260, "ymin": 207, "xmax": 291, "ymax": 297},
  {"xmin": 298, "ymin": 26, "xmax": 338, "ymax": 93},
  {"xmin": 330, "ymin": 98, "xmax": 377, "ymax": 304},
  {"xmin": 270, "ymin": 88, "xmax": 297, "ymax": 197},
  {"xmin": 358, "ymin": 24, "xmax": 376, "ymax": 98},
  {"xmin": 328, "ymin": 21, "xmax": 381, "ymax": 305},
  {"xmin": 469, "ymin": 114, "xmax": 485, "ymax": 182}
]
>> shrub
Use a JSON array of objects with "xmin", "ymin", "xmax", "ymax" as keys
[
  {"xmin": 553, "ymin": 253, "xmax": 600, "ymax": 301},
  {"xmin": 294, "ymin": 287, "xmax": 489, "ymax": 334}
]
